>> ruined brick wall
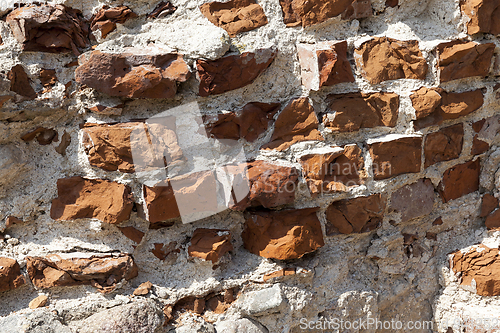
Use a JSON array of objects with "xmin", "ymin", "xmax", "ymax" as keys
[{"xmin": 0, "ymin": 0, "xmax": 499, "ymax": 332}]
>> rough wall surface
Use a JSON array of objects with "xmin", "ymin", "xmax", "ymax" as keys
[{"xmin": 0, "ymin": 0, "xmax": 499, "ymax": 332}]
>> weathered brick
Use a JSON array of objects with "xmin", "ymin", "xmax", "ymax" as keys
[
  {"xmin": 0, "ymin": 257, "xmax": 25, "ymax": 293},
  {"xmin": 368, "ymin": 135, "xmax": 422, "ymax": 180},
  {"xmin": 411, "ymin": 88, "xmax": 484, "ymax": 129},
  {"xmin": 262, "ymin": 97, "xmax": 324, "ymax": 151},
  {"xmin": 480, "ymin": 193, "xmax": 498, "ymax": 218},
  {"xmin": 50, "ymin": 177, "xmax": 134, "ymax": 224},
  {"xmin": 471, "ymin": 116, "xmax": 500, "ymax": 155},
  {"xmin": 389, "ymin": 179, "xmax": 435, "ymax": 222},
  {"xmin": 424, "ymin": 123, "xmax": 464, "ymax": 168},
  {"xmin": 197, "ymin": 48, "xmax": 276, "ymax": 97},
  {"xmin": 188, "ymin": 229, "xmax": 233, "ymax": 263},
  {"xmin": 242, "ymin": 208, "xmax": 324, "ymax": 260},
  {"xmin": 437, "ymin": 40, "xmax": 495, "ymax": 82},
  {"xmin": 460, "ymin": 0, "xmax": 500, "ymax": 35},
  {"xmin": 200, "ymin": 0, "xmax": 268, "ymax": 37},
  {"xmin": 297, "ymin": 41, "xmax": 354, "ymax": 91},
  {"xmin": 90, "ymin": 5, "xmax": 137, "ymax": 38},
  {"xmin": 323, "ymin": 92, "xmax": 399, "ymax": 132},
  {"xmin": 8, "ymin": 64, "xmax": 36, "ymax": 100},
  {"xmin": 326, "ymin": 194, "xmax": 386, "ymax": 235},
  {"xmin": 437, "ymin": 159, "xmax": 480, "ymax": 203},
  {"xmin": 299, "ymin": 145, "xmax": 365, "ymax": 196},
  {"xmin": 354, "ymin": 37, "xmax": 428, "ymax": 84}
]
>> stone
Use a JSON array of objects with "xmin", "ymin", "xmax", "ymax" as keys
[
  {"xmin": 0, "ymin": 257, "xmax": 25, "ymax": 292},
  {"xmin": 82, "ymin": 121, "xmax": 184, "ymax": 173},
  {"xmin": 118, "ymin": 226, "xmax": 145, "ymax": 244},
  {"xmin": 261, "ymin": 97, "xmax": 324, "ymax": 151},
  {"xmin": 242, "ymin": 208, "xmax": 324, "ymax": 260},
  {"xmin": 8, "ymin": 64, "xmax": 36, "ymax": 100},
  {"xmin": 299, "ymin": 145, "xmax": 365, "ymax": 196},
  {"xmin": 368, "ymin": 135, "xmax": 422, "ymax": 180},
  {"xmin": 0, "ymin": 145, "xmax": 25, "ymax": 189},
  {"xmin": 215, "ymin": 318, "xmax": 268, "ymax": 332},
  {"xmin": 297, "ymin": 41, "xmax": 355, "ymax": 91},
  {"xmin": 5, "ymin": 216, "xmax": 23, "ymax": 229},
  {"xmin": 6, "ymin": 4, "xmax": 89, "ymax": 55},
  {"xmin": 72, "ymin": 300, "xmax": 163, "ymax": 333},
  {"xmin": 133, "ymin": 281, "xmax": 153, "ymax": 296},
  {"xmin": 452, "ymin": 245, "xmax": 500, "ymax": 296},
  {"xmin": 29, "ymin": 295, "xmax": 48, "ymax": 309},
  {"xmin": 148, "ymin": 1, "xmax": 177, "ymax": 18},
  {"xmin": 386, "ymin": 0, "xmax": 398, "ymax": 7},
  {"xmin": 237, "ymin": 285, "xmax": 284, "ymax": 316},
  {"xmin": 50, "ymin": 176, "xmax": 134, "ymax": 224},
  {"xmin": 471, "ymin": 116, "xmax": 500, "ymax": 155},
  {"xmin": 143, "ymin": 170, "xmax": 220, "ymax": 225},
  {"xmin": 200, "ymin": 0, "xmax": 268, "ymax": 37},
  {"xmin": 151, "ymin": 242, "xmax": 180, "ymax": 261},
  {"xmin": 55, "ymin": 131, "xmax": 71, "ymax": 156},
  {"xmin": 389, "ymin": 179, "xmax": 435, "ymax": 223},
  {"xmin": 263, "ymin": 268, "xmax": 296, "ymax": 282},
  {"xmin": 354, "ymin": 37, "xmax": 428, "ymax": 84},
  {"xmin": 411, "ymin": 88, "xmax": 484, "ymax": 129},
  {"xmin": 460, "ymin": 0, "xmax": 500, "ymax": 35},
  {"xmin": 323, "ymin": 92, "xmax": 399, "ymax": 132},
  {"xmin": 188, "ymin": 229, "xmax": 233, "ymax": 263},
  {"xmin": 39, "ymin": 69, "xmax": 57, "ymax": 89},
  {"xmin": 424, "ymin": 123, "xmax": 464, "ymax": 167},
  {"xmin": 437, "ymin": 159, "xmax": 480, "ymax": 203},
  {"xmin": 325, "ymin": 194, "xmax": 386, "ymax": 235},
  {"xmin": 279, "ymin": 0, "xmax": 372, "ymax": 27},
  {"xmin": 88, "ymin": 103, "xmax": 125, "ymax": 116},
  {"xmin": 437, "ymin": 40, "xmax": 495, "ymax": 82},
  {"xmin": 0, "ymin": 310, "xmax": 71, "ymax": 333},
  {"xmin": 26, "ymin": 253, "xmax": 138, "ymax": 293},
  {"xmin": 480, "ymin": 193, "xmax": 498, "ymax": 217},
  {"xmin": 485, "ymin": 209, "xmax": 500, "ymax": 230},
  {"xmin": 75, "ymin": 50, "xmax": 190, "ymax": 99},
  {"xmin": 204, "ymin": 102, "xmax": 280, "ymax": 142},
  {"xmin": 21, "ymin": 127, "xmax": 58, "ymax": 145},
  {"xmin": 229, "ymin": 160, "xmax": 299, "ymax": 211},
  {"xmin": 197, "ymin": 48, "xmax": 276, "ymax": 97},
  {"xmin": 433, "ymin": 217, "xmax": 443, "ymax": 225},
  {"xmin": 91, "ymin": 6, "xmax": 137, "ymax": 39}
]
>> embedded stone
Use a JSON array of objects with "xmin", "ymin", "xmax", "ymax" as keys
[
  {"xmin": 143, "ymin": 171, "xmax": 218, "ymax": 225},
  {"xmin": 6, "ymin": 4, "xmax": 89, "ymax": 55},
  {"xmin": 91, "ymin": 6, "xmax": 137, "ymax": 39},
  {"xmin": 452, "ymin": 245, "xmax": 500, "ymax": 296},
  {"xmin": 438, "ymin": 159, "xmax": 480, "ymax": 203},
  {"xmin": 237, "ymin": 284, "xmax": 284, "ymax": 316},
  {"xmin": 39, "ymin": 69, "xmax": 57, "ymax": 89},
  {"xmin": 55, "ymin": 131, "xmax": 71, "ymax": 156},
  {"xmin": 75, "ymin": 50, "xmax": 190, "ymax": 99},
  {"xmin": 88, "ymin": 103, "xmax": 125, "ymax": 116},
  {"xmin": 5, "ymin": 216, "xmax": 23, "ymax": 229},
  {"xmin": 437, "ymin": 40, "xmax": 495, "ymax": 82},
  {"xmin": 386, "ymin": 0, "xmax": 398, "ymax": 7},
  {"xmin": 325, "ymin": 194, "xmax": 386, "ymax": 235},
  {"xmin": 486, "ymin": 209, "xmax": 500, "ymax": 230},
  {"xmin": 299, "ymin": 145, "xmax": 365, "ymax": 196},
  {"xmin": 188, "ymin": 229, "xmax": 233, "ymax": 263},
  {"xmin": 8, "ymin": 64, "xmax": 36, "ymax": 100},
  {"xmin": 82, "ymin": 121, "xmax": 184, "ymax": 173},
  {"xmin": 0, "ymin": 257, "xmax": 25, "ymax": 293},
  {"xmin": 151, "ymin": 242, "xmax": 179, "ymax": 261},
  {"xmin": 480, "ymin": 193, "xmax": 498, "ymax": 218},
  {"xmin": 26, "ymin": 254, "xmax": 138, "ymax": 293},
  {"xmin": 200, "ymin": 0, "xmax": 268, "ymax": 37},
  {"xmin": 50, "ymin": 176, "xmax": 134, "ymax": 224},
  {"xmin": 411, "ymin": 88, "xmax": 484, "ymax": 129},
  {"xmin": 368, "ymin": 135, "xmax": 422, "ymax": 180},
  {"xmin": 118, "ymin": 227, "xmax": 145, "ymax": 244},
  {"xmin": 204, "ymin": 102, "xmax": 280, "ymax": 142},
  {"xmin": 263, "ymin": 268, "xmax": 296, "ymax": 282},
  {"xmin": 279, "ymin": 0, "xmax": 372, "ymax": 27},
  {"xmin": 261, "ymin": 97, "xmax": 324, "ymax": 151},
  {"xmin": 471, "ymin": 116, "xmax": 500, "ymax": 155},
  {"xmin": 21, "ymin": 127, "xmax": 58, "ymax": 145},
  {"xmin": 297, "ymin": 41, "xmax": 355, "ymax": 91},
  {"xmin": 197, "ymin": 48, "xmax": 276, "ymax": 97},
  {"xmin": 242, "ymin": 208, "xmax": 324, "ymax": 260},
  {"xmin": 29, "ymin": 295, "xmax": 48, "ymax": 309},
  {"xmin": 389, "ymin": 179, "xmax": 435, "ymax": 223},
  {"xmin": 323, "ymin": 92, "xmax": 399, "ymax": 132},
  {"xmin": 424, "ymin": 123, "xmax": 464, "ymax": 168},
  {"xmin": 148, "ymin": 1, "xmax": 177, "ymax": 18},
  {"xmin": 460, "ymin": 0, "xmax": 500, "ymax": 35},
  {"xmin": 354, "ymin": 37, "xmax": 428, "ymax": 84},
  {"xmin": 230, "ymin": 160, "xmax": 299, "ymax": 211},
  {"xmin": 133, "ymin": 281, "xmax": 153, "ymax": 296}
]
